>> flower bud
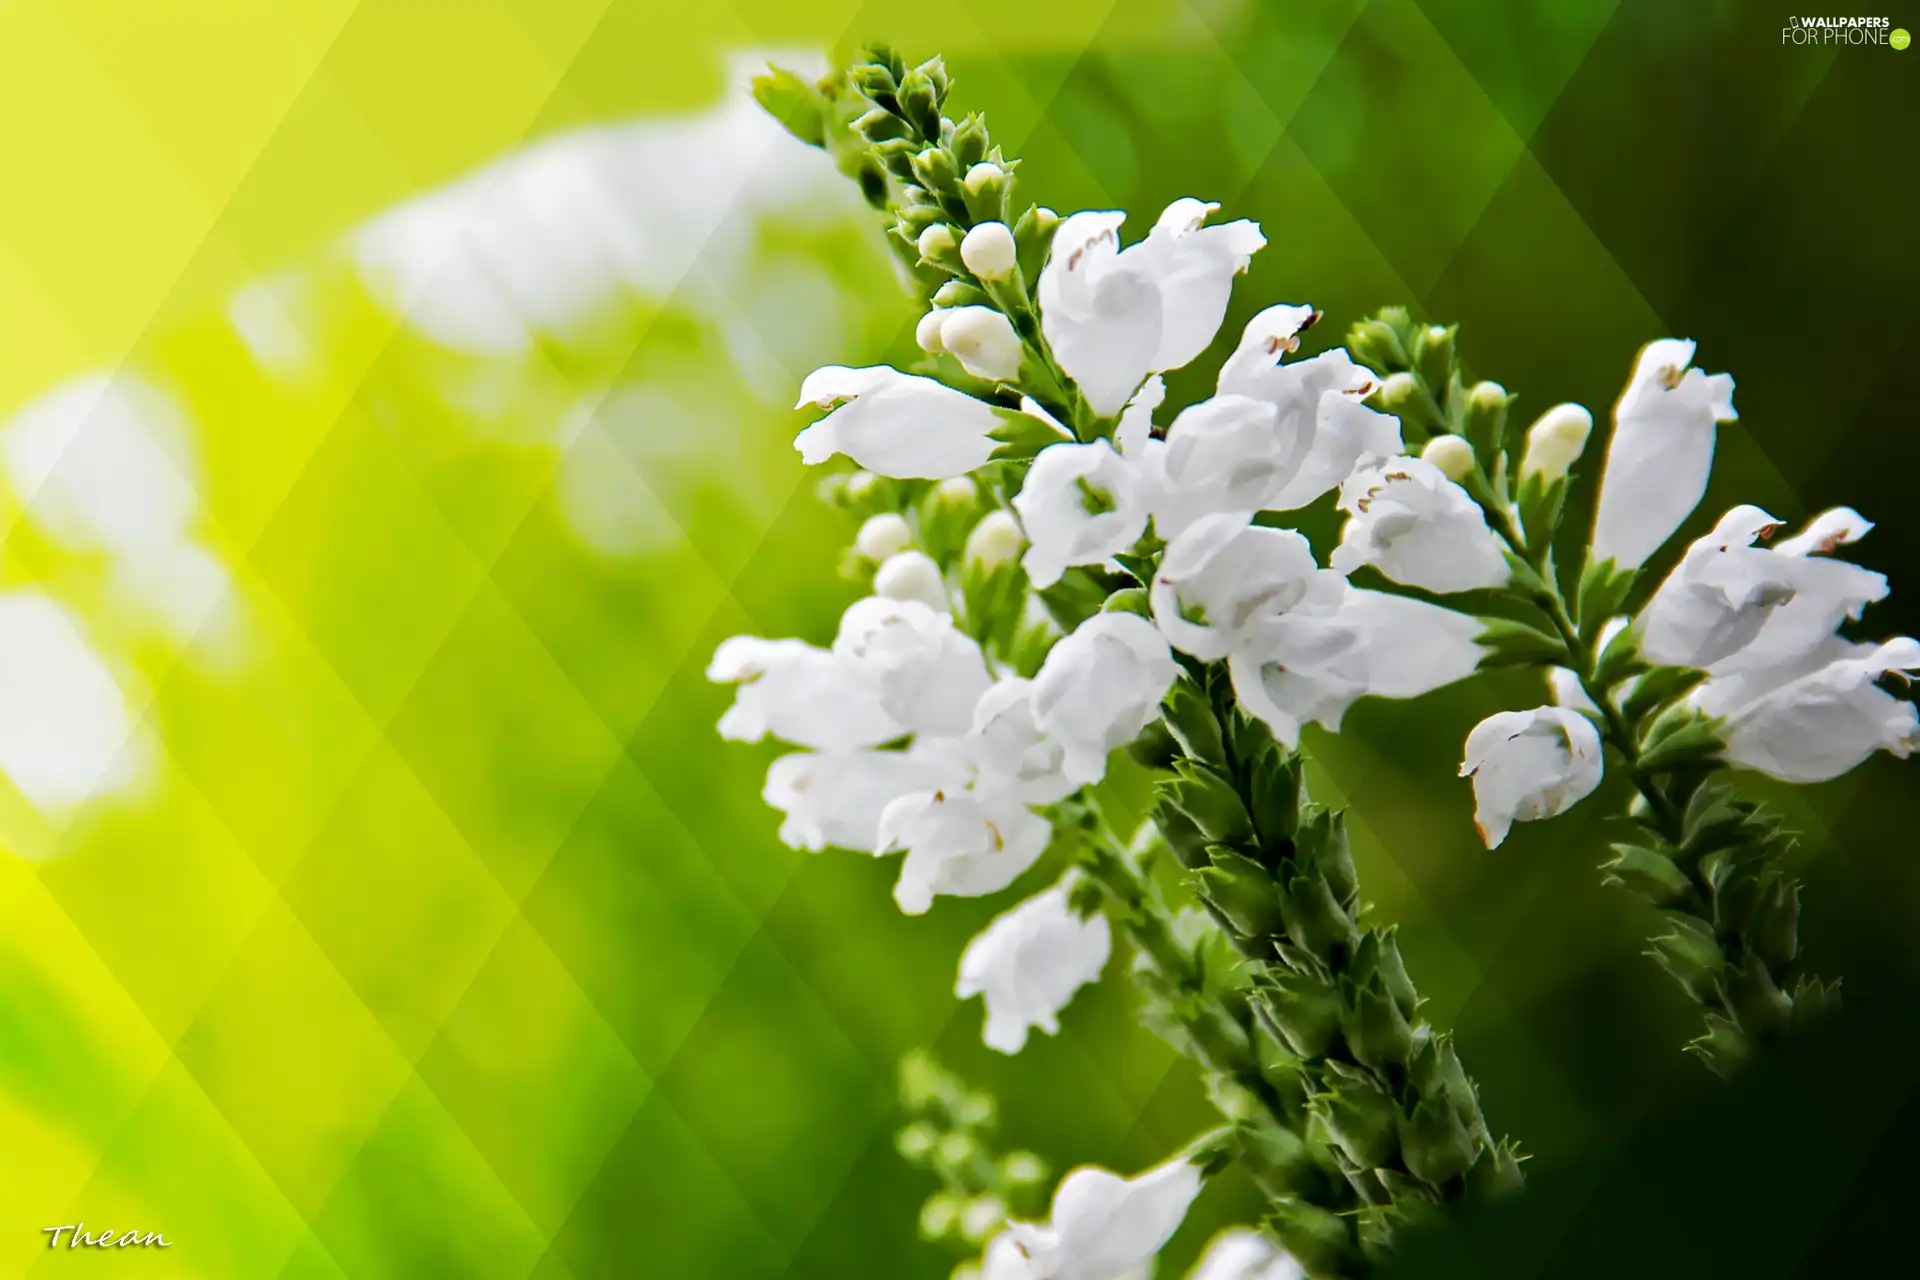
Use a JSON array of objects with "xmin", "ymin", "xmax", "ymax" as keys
[
  {"xmin": 937, "ymin": 306, "xmax": 1023, "ymax": 382},
  {"xmin": 934, "ymin": 476, "xmax": 978, "ymax": 511},
  {"xmin": 909, "ymin": 145, "xmax": 958, "ymax": 196},
  {"xmin": 1463, "ymin": 380, "xmax": 1510, "ymax": 460},
  {"xmin": 950, "ymin": 113, "xmax": 990, "ymax": 169},
  {"xmin": 960, "ymin": 221, "xmax": 1019, "ymax": 282},
  {"xmin": 1414, "ymin": 323, "xmax": 1457, "ymax": 390},
  {"xmin": 914, "ymin": 308, "xmax": 949, "ymax": 354},
  {"xmin": 874, "ymin": 550, "xmax": 950, "ymax": 612},
  {"xmin": 962, "ymin": 161, "xmax": 1006, "ymax": 197},
  {"xmin": 961, "ymin": 162, "xmax": 1009, "ymax": 220},
  {"xmin": 916, "ymin": 223, "xmax": 960, "ymax": 267},
  {"xmin": 1519, "ymin": 402, "xmax": 1593, "ymax": 482},
  {"xmin": 1014, "ymin": 205, "xmax": 1060, "ymax": 282},
  {"xmin": 850, "ymin": 64, "xmax": 896, "ymax": 99},
  {"xmin": 931, "ymin": 279, "xmax": 988, "ymax": 309},
  {"xmin": 963, "ymin": 509, "xmax": 1025, "ymax": 570},
  {"xmin": 1376, "ymin": 370, "xmax": 1425, "ymax": 418},
  {"xmin": 1420, "ymin": 433, "xmax": 1476, "ymax": 481},
  {"xmin": 852, "ymin": 106, "xmax": 909, "ymax": 143},
  {"xmin": 855, "ymin": 513, "xmax": 913, "ymax": 562}
]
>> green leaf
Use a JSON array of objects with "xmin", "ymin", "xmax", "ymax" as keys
[
  {"xmin": 1591, "ymin": 622, "xmax": 1647, "ymax": 688},
  {"xmin": 1475, "ymin": 616, "xmax": 1571, "ymax": 668},
  {"xmin": 1575, "ymin": 558, "xmax": 1637, "ymax": 643},
  {"xmin": 1619, "ymin": 664, "xmax": 1708, "ymax": 723},
  {"xmin": 751, "ymin": 66, "xmax": 830, "ymax": 147}
]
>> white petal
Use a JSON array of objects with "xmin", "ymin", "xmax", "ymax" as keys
[{"xmin": 1590, "ymin": 339, "xmax": 1737, "ymax": 570}]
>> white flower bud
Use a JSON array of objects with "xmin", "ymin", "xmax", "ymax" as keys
[
  {"xmin": 938, "ymin": 306, "xmax": 1024, "ymax": 382},
  {"xmin": 935, "ymin": 476, "xmax": 980, "ymax": 510},
  {"xmin": 964, "ymin": 509, "xmax": 1025, "ymax": 570},
  {"xmin": 915, "ymin": 308, "xmax": 949, "ymax": 354},
  {"xmin": 845, "ymin": 471, "xmax": 882, "ymax": 504},
  {"xmin": 917, "ymin": 223, "xmax": 959, "ymax": 263},
  {"xmin": 874, "ymin": 550, "xmax": 950, "ymax": 612},
  {"xmin": 962, "ymin": 162, "xmax": 1006, "ymax": 197},
  {"xmin": 1519, "ymin": 403, "xmax": 1593, "ymax": 482},
  {"xmin": 1460, "ymin": 706, "xmax": 1604, "ymax": 848},
  {"xmin": 1377, "ymin": 370, "xmax": 1424, "ymax": 416},
  {"xmin": 1420, "ymin": 433, "xmax": 1476, "ymax": 480},
  {"xmin": 855, "ymin": 513, "xmax": 913, "ymax": 562},
  {"xmin": 960, "ymin": 221, "xmax": 1019, "ymax": 281}
]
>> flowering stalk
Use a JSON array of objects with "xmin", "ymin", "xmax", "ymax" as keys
[{"xmin": 1345, "ymin": 309, "xmax": 1857, "ymax": 1075}]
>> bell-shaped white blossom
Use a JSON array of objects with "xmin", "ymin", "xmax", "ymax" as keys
[
  {"xmin": 1151, "ymin": 515, "xmax": 1342, "ymax": 662},
  {"xmin": 877, "ymin": 789, "xmax": 1053, "ymax": 915},
  {"xmin": 1695, "ymin": 637, "xmax": 1920, "ymax": 783},
  {"xmin": 956, "ymin": 879, "xmax": 1112, "ymax": 1053},
  {"xmin": 1139, "ymin": 393, "xmax": 1297, "ymax": 539},
  {"xmin": 1518, "ymin": 403, "xmax": 1593, "ymax": 483},
  {"xmin": 874, "ymin": 550, "xmax": 951, "ymax": 612},
  {"xmin": 1774, "ymin": 506, "xmax": 1872, "ymax": 558},
  {"xmin": 992, "ymin": 1155, "xmax": 1206, "ymax": 1280},
  {"xmin": 1638, "ymin": 505, "xmax": 1886, "ymax": 675},
  {"xmin": 1012, "ymin": 440, "xmax": 1150, "ymax": 589},
  {"xmin": 1460, "ymin": 706, "xmax": 1605, "ymax": 849},
  {"xmin": 1590, "ymin": 339, "xmax": 1738, "ymax": 570},
  {"xmin": 1187, "ymin": 1230, "xmax": 1304, "ymax": 1280},
  {"xmin": 1330, "ymin": 454, "xmax": 1511, "ymax": 593},
  {"xmin": 1229, "ymin": 586, "xmax": 1486, "ymax": 748},
  {"xmin": 1038, "ymin": 200, "xmax": 1265, "ymax": 417},
  {"xmin": 834, "ymin": 597, "xmax": 992, "ymax": 738},
  {"xmin": 708, "ymin": 636, "xmax": 903, "ymax": 751},
  {"xmin": 1031, "ymin": 612, "xmax": 1180, "ymax": 785},
  {"xmin": 1214, "ymin": 326, "xmax": 1402, "ymax": 512},
  {"xmin": 794, "ymin": 365, "xmax": 1004, "ymax": 479},
  {"xmin": 967, "ymin": 678, "xmax": 1079, "ymax": 806},
  {"xmin": 762, "ymin": 749, "xmax": 957, "ymax": 852}
]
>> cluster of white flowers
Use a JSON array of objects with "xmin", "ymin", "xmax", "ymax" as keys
[{"xmin": 1452, "ymin": 340, "xmax": 1917, "ymax": 844}]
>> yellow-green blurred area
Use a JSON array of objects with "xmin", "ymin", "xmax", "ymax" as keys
[{"xmin": 3, "ymin": 1, "xmax": 1919, "ymax": 1277}]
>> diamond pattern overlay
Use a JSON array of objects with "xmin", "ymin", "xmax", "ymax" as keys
[{"xmin": 2, "ymin": 2, "xmax": 1917, "ymax": 1277}]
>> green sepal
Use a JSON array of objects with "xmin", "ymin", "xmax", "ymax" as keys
[
  {"xmin": 1636, "ymin": 710, "xmax": 1725, "ymax": 773},
  {"xmin": 1591, "ymin": 621, "xmax": 1647, "ymax": 688},
  {"xmin": 1475, "ymin": 616, "xmax": 1572, "ymax": 668},
  {"xmin": 1462, "ymin": 1139, "xmax": 1527, "ymax": 1202},
  {"xmin": 1150, "ymin": 797, "xmax": 1211, "ymax": 870},
  {"xmin": 1101, "ymin": 587, "xmax": 1151, "ymax": 617},
  {"xmin": 1515, "ymin": 472, "xmax": 1568, "ymax": 556},
  {"xmin": 1315, "ymin": 1065, "xmax": 1401, "ymax": 1169},
  {"xmin": 1724, "ymin": 951, "xmax": 1793, "ymax": 1039},
  {"xmin": 949, "ymin": 112, "xmax": 989, "ymax": 168},
  {"xmin": 1266, "ymin": 1197, "xmax": 1365, "ymax": 1279},
  {"xmin": 1195, "ymin": 848, "xmax": 1287, "ymax": 940},
  {"xmin": 1750, "ymin": 877, "xmax": 1802, "ymax": 972},
  {"xmin": 1277, "ymin": 863, "xmax": 1357, "ymax": 964},
  {"xmin": 1251, "ymin": 969, "xmax": 1342, "ymax": 1060},
  {"xmin": 1163, "ymin": 681, "xmax": 1228, "ymax": 767},
  {"xmin": 1012, "ymin": 205, "xmax": 1058, "ymax": 284},
  {"xmin": 1687, "ymin": 1013, "xmax": 1755, "ymax": 1078},
  {"xmin": 1247, "ymin": 744, "xmax": 1303, "ymax": 850},
  {"xmin": 1646, "ymin": 912, "xmax": 1725, "ymax": 1005},
  {"xmin": 1397, "ymin": 1095, "xmax": 1479, "ymax": 1188},
  {"xmin": 987, "ymin": 406, "xmax": 1073, "ymax": 461},
  {"xmin": 1347, "ymin": 316, "xmax": 1411, "ymax": 374},
  {"xmin": 1162, "ymin": 760, "xmax": 1255, "ymax": 845},
  {"xmin": 1413, "ymin": 325, "xmax": 1458, "ymax": 401},
  {"xmin": 1462, "ymin": 381, "xmax": 1512, "ymax": 468},
  {"xmin": 1295, "ymin": 807, "xmax": 1359, "ymax": 908},
  {"xmin": 752, "ymin": 66, "xmax": 832, "ymax": 147},
  {"xmin": 1339, "ymin": 974, "xmax": 1415, "ymax": 1074},
  {"xmin": 1602, "ymin": 843, "xmax": 1694, "ymax": 908}
]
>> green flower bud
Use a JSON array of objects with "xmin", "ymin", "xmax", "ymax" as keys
[
  {"xmin": 1725, "ymin": 952, "xmax": 1792, "ymax": 1038},
  {"xmin": 852, "ymin": 106, "xmax": 910, "ymax": 143},
  {"xmin": 1013, "ymin": 205, "xmax": 1060, "ymax": 284},
  {"xmin": 1252, "ymin": 970, "xmax": 1342, "ymax": 1059},
  {"xmin": 1317, "ymin": 1071, "xmax": 1401, "ymax": 1169},
  {"xmin": 1375, "ymin": 370, "xmax": 1427, "ymax": 421},
  {"xmin": 851, "ymin": 63, "xmax": 897, "ymax": 100},
  {"xmin": 1340, "ymin": 975, "xmax": 1415, "ymax": 1072},
  {"xmin": 871, "ymin": 136, "xmax": 917, "ymax": 180},
  {"xmin": 896, "ymin": 71, "xmax": 941, "ymax": 138},
  {"xmin": 1001, "ymin": 1151, "xmax": 1046, "ymax": 1186},
  {"xmin": 1414, "ymin": 323, "xmax": 1457, "ymax": 391},
  {"xmin": 918, "ymin": 1192, "xmax": 962, "ymax": 1240},
  {"xmin": 910, "ymin": 145, "xmax": 959, "ymax": 197},
  {"xmin": 1463, "ymin": 380, "xmax": 1511, "ymax": 462},
  {"xmin": 950, "ymin": 113, "xmax": 990, "ymax": 169},
  {"xmin": 1163, "ymin": 761, "xmax": 1254, "ymax": 844},
  {"xmin": 1152, "ymin": 796, "xmax": 1210, "ymax": 869},
  {"xmin": 960, "ymin": 162, "xmax": 1009, "ymax": 220},
  {"xmin": 1161, "ymin": 681, "xmax": 1226, "ymax": 766},
  {"xmin": 1347, "ymin": 317, "xmax": 1408, "ymax": 372},
  {"xmin": 931, "ymin": 280, "xmax": 987, "ymax": 309},
  {"xmin": 895, "ymin": 1121, "xmax": 937, "ymax": 1162},
  {"xmin": 962, "ymin": 509, "xmax": 1024, "ymax": 571},
  {"xmin": 1267, "ymin": 1198, "xmax": 1364, "ymax": 1278},
  {"xmin": 1277, "ymin": 864, "xmax": 1357, "ymax": 962}
]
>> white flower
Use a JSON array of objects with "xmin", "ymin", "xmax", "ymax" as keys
[
  {"xmin": 1460, "ymin": 706, "xmax": 1605, "ymax": 849},
  {"xmin": 875, "ymin": 550, "xmax": 951, "ymax": 612},
  {"xmin": 1214, "ymin": 329, "xmax": 1402, "ymax": 512},
  {"xmin": 856, "ymin": 512, "xmax": 913, "ymax": 561},
  {"xmin": 1012, "ymin": 440, "xmax": 1149, "ymax": 588},
  {"xmin": 763, "ymin": 749, "xmax": 956, "ymax": 852},
  {"xmin": 995, "ymin": 1155, "xmax": 1206, "ymax": 1280},
  {"xmin": 878, "ymin": 789, "xmax": 1053, "ymax": 915},
  {"xmin": 1232, "ymin": 587, "xmax": 1487, "ymax": 748},
  {"xmin": 1518, "ymin": 403, "xmax": 1593, "ymax": 483},
  {"xmin": 967, "ymin": 678, "xmax": 1079, "ymax": 805},
  {"xmin": 1696, "ymin": 637, "xmax": 1920, "ymax": 783},
  {"xmin": 1031, "ymin": 612, "xmax": 1180, "ymax": 785},
  {"xmin": 1187, "ymin": 1230, "xmax": 1304, "ymax": 1280},
  {"xmin": 956, "ymin": 879, "xmax": 1112, "ymax": 1053},
  {"xmin": 963, "ymin": 221, "xmax": 1020, "ymax": 281},
  {"xmin": 1038, "ymin": 200, "xmax": 1265, "ymax": 416},
  {"xmin": 1139, "ymin": 394, "xmax": 1294, "ymax": 538},
  {"xmin": 1212, "ymin": 303, "xmax": 1320, "ymax": 390},
  {"xmin": 966, "ymin": 509, "xmax": 1028, "ymax": 571},
  {"xmin": 1151, "ymin": 514, "xmax": 1342, "ymax": 662},
  {"xmin": 1637, "ymin": 506, "xmax": 1886, "ymax": 675},
  {"xmin": 1590, "ymin": 339, "xmax": 1738, "ymax": 570},
  {"xmin": 940, "ymin": 306, "xmax": 1026, "ymax": 382},
  {"xmin": 708, "ymin": 635, "xmax": 904, "ymax": 751},
  {"xmin": 794, "ymin": 365, "xmax": 1004, "ymax": 479},
  {"xmin": 1331, "ymin": 454, "xmax": 1510, "ymax": 593},
  {"xmin": 834, "ymin": 596, "xmax": 993, "ymax": 737},
  {"xmin": 1774, "ymin": 506, "xmax": 1871, "ymax": 557}
]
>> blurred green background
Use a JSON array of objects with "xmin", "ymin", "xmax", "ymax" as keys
[{"xmin": 2, "ymin": 1, "xmax": 1916, "ymax": 1276}]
